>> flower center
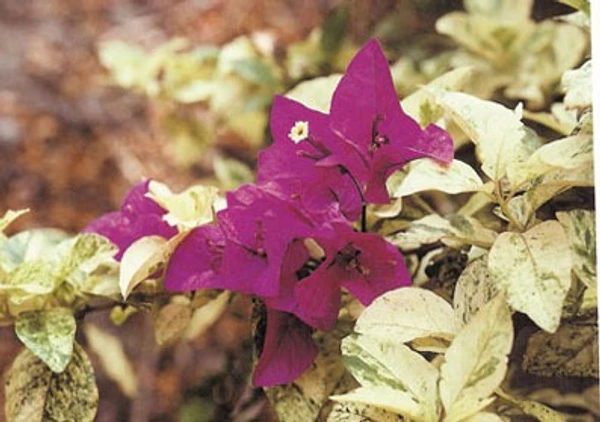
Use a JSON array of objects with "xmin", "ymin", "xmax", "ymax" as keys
[
  {"xmin": 335, "ymin": 243, "xmax": 370, "ymax": 276},
  {"xmin": 253, "ymin": 220, "xmax": 267, "ymax": 257},
  {"xmin": 289, "ymin": 121, "xmax": 309, "ymax": 143},
  {"xmin": 369, "ymin": 114, "xmax": 389, "ymax": 154},
  {"xmin": 204, "ymin": 238, "xmax": 224, "ymax": 272}
]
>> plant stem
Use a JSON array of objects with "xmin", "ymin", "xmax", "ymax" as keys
[
  {"xmin": 494, "ymin": 180, "xmax": 524, "ymax": 231},
  {"xmin": 340, "ymin": 165, "xmax": 368, "ymax": 232}
]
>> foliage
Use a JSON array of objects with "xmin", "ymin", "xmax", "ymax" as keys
[{"xmin": 0, "ymin": 0, "xmax": 596, "ymax": 420}]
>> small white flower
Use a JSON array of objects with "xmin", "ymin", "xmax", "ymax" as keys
[{"xmin": 288, "ymin": 121, "xmax": 309, "ymax": 143}]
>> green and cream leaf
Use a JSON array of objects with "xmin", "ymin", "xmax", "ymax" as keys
[
  {"xmin": 488, "ymin": 221, "xmax": 572, "ymax": 332},
  {"xmin": 335, "ymin": 333, "xmax": 440, "ymax": 422},
  {"xmin": 15, "ymin": 308, "xmax": 76, "ymax": 373},
  {"xmin": 556, "ymin": 209, "xmax": 596, "ymax": 288},
  {"xmin": 429, "ymin": 89, "xmax": 540, "ymax": 186},
  {"xmin": 354, "ymin": 287, "xmax": 455, "ymax": 345},
  {"xmin": 4, "ymin": 343, "xmax": 98, "ymax": 422},
  {"xmin": 391, "ymin": 159, "xmax": 483, "ymax": 198},
  {"xmin": 439, "ymin": 295, "xmax": 513, "ymax": 422}
]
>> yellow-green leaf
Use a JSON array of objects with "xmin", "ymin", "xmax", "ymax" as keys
[
  {"xmin": 354, "ymin": 287, "xmax": 455, "ymax": 345},
  {"xmin": 453, "ymin": 256, "xmax": 498, "ymax": 330},
  {"xmin": 439, "ymin": 295, "xmax": 513, "ymax": 422},
  {"xmin": 390, "ymin": 159, "xmax": 483, "ymax": 198},
  {"xmin": 562, "ymin": 61, "xmax": 592, "ymax": 111},
  {"xmin": 497, "ymin": 389, "xmax": 568, "ymax": 422},
  {"xmin": 523, "ymin": 103, "xmax": 578, "ymax": 136},
  {"xmin": 119, "ymin": 232, "xmax": 187, "ymax": 299},
  {"xmin": 558, "ymin": 0, "xmax": 590, "ymax": 16},
  {"xmin": 285, "ymin": 74, "xmax": 342, "ymax": 113},
  {"xmin": 119, "ymin": 236, "xmax": 167, "ymax": 299},
  {"xmin": 15, "ymin": 308, "xmax": 76, "ymax": 373},
  {"xmin": 0, "ymin": 209, "xmax": 29, "ymax": 233},
  {"xmin": 84, "ymin": 323, "xmax": 137, "ymax": 398},
  {"xmin": 0, "ymin": 261, "xmax": 56, "ymax": 299},
  {"xmin": 401, "ymin": 66, "xmax": 473, "ymax": 126},
  {"xmin": 0, "ymin": 229, "xmax": 68, "ymax": 271},
  {"xmin": 464, "ymin": 0, "xmax": 533, "ymax": 21},
  {"xmin": 508, "ymin": 162, "xmax": 594, "ymax": 227},
  {"xmin": 429, "ymin": 89, "xmax": 539, "ymax": 185},
  {"xmin": 389, "ymin": 214, "xmax": 497, "ymax": 251},
  {"xmin": 462, "ymin": 412, "xmax": 504, "ymax": 422},
  {"xmin": 184, "ymin": 291, "xmax": 230, "ymax": 341},
  {"xmin": 213, "ymin": 156, "xmax": 254, "ymax": 190},
  {"xmin": 556, "ymin": 209, "xmax": 596, "ymax": 288},
  {"xmin": 335, "ymin": 333, "xmax": 440, "ymax": 421},
  {"xmin": 327, "ymin": 401, "xmax": 401, "ymax": 422},
  {"xmin": 488, "ymin": 221, "xmax": 572, "ymax": 332},
  {"xmin": 53, "ymin": 233, "xmax": 117, "ymax": 285},
  {"xmin": 512, "ymin": 132, "xmax": 593, "ymax": 187},
  {"xmin": 154, "ymin": 298, "xmax": 192, "ymax": 347},
  {"xmin": 4, "ymin": 343, "xmax": 98, "ymax": 422},
  {"xmin": 146, "ymin": 181, "xmax": 218, "ymax": 230}
]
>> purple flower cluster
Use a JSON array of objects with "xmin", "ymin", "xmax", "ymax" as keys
[{"xmin": 85, "ymin": 39, "xmax": 453, "ymax": 386}]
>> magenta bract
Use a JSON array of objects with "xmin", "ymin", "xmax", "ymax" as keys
[{"xmin": 83, "ymin": 180, "xmax": 177, "ymax": 260}]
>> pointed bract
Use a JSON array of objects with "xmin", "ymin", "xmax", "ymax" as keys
[
  {"xmin": 253, "ymin": 309, "xmax": 318, "ymax": 387},
  {"xmin": 84, "ymin": 180, "xmax": 177, "ymax": 260}
]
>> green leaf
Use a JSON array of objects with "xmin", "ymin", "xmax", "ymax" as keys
[
  {"xmin": 320, "ymin": 6, "xmax": 349, "ymax": 57},
  {"xmin": 231, "ymin": 58, "xmax": 278, "ymax": 86},
  {"xmin": 488, "ymin": 221, "xmax": 573, "ymax": 332},
  {"xmin": 285, "ymin": 74, "xmax": 342, "ymax": 113},
  {"xmin": 556, "ymin": 209, "xmax": 596, "ymax": 288},
  {"xmin": 213, "ymin": 156, "xmax": 254, "ymax": 190},
  {"xmin": 439, "ymin": 295, "xmax": 513, "ymax": 422},
  {"xmin": 84, "ymin": 323, "xmax": 137, "ymax": 398},
  {"xmin": 453, "ymin": 256, "xmax": 498, "ymax": 330},
  {"xmin": 15, "ymin": 308, "xmax": 76, "ymax": 373},
  {"xmin": 334, "ymin": 333, "xmax": 440, "ymax": 421},
  {"xmin": 0, "ymin": 209, "xmax": 29, "ymax": 233},
  {"xmin": 354, "ymin": 287, "xmax": 455, "ymax": 345},
  {"xmin": 4, "ymin": 342, "xmax": 98, "ymax": 422},
  {"xmin": 562, "ymin": 60, "xmax": 592, "ymax": 110},
  {"xmin": 429, "ymin": 89, "xmax": 540, "ymax": 186},
  {"xmin": 389, "ymin": 214, "xmax": 497, "ymax": 251},
  {"xmin": 390, "ymin": 159, "xmax": 483, "ymax": 198},
  {"xmin": 523, "ymin": 322, "xmax": 598, "ymax": 378}
]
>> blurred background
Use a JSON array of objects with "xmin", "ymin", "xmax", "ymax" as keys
[{"xmin": 0, "ymin": 0, "xmax": 581, "ymax": 421}]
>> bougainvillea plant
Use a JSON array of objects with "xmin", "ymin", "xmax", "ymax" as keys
[{"xmin": 0, "ymin": 0, "xmax": 596, "ymax": 420}]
